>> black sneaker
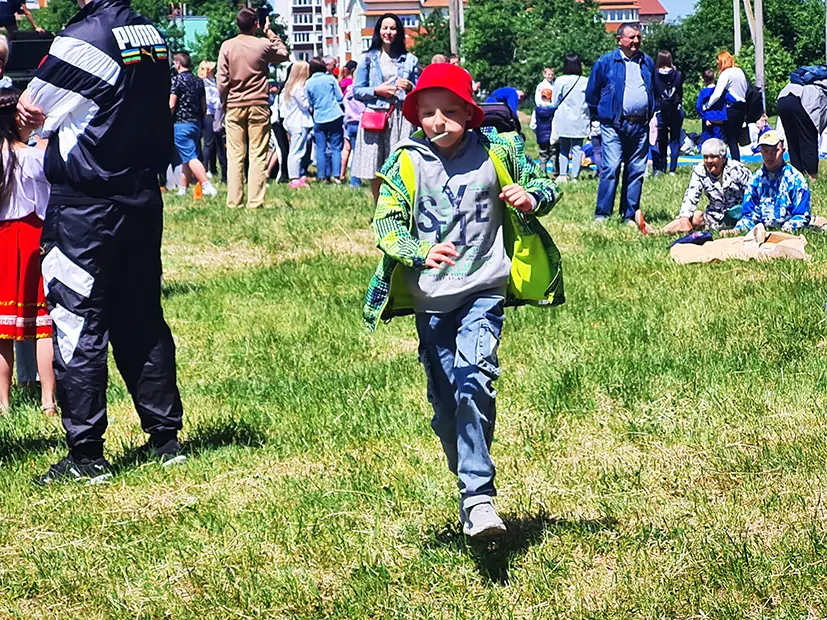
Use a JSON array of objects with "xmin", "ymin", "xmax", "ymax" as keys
[
  {"xmin": 37, "ymin": 455, "xmax": 113, "ymax": 486},
  {"xmin": 139, "ymin": 436, "xmax": 186, "ymax": 467}
]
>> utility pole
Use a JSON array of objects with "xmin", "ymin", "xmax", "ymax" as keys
[
  {"xmin": 734, "ymin": 0, "xmax": 741, "ymax": 55},
  {"xmin": 755, "ymin": 0, "xmax": 765, "ymax": 107},
  {"xmin": 449, "ymin": 0, "xmax": 458, "ymax": 55},
  {"xmin": 458, "ymin": 0, "xmax": 465, "ymax": 34},
  {"xmin": 337, "ymin": 0, "xmax": 346, "ymax": 68},
  {"xmin": 742, "ymin": 0, "xmax": 756, "ymax": 43}
]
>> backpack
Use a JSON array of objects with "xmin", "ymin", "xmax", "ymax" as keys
[
  {"xmin": 660, "ymin": 84, "xmax": 681, "ymax": 113},
  {"xmin": 790, "ymin": 65, "xmax": 827, "ymax": 86},
  {"xmin": 744, "ymin": 83, "xmax": 764, "ymax": 124},
  {"xmin": 479, "ymin": 102, "xmax": 522, "ymax": 135}
]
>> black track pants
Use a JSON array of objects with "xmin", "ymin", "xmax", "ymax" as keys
[{"xmin": 40, "ymin": 196, "xmax": 184, "ymax": 459}]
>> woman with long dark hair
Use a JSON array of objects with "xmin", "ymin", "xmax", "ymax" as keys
[
  {"xmin": 653, "ymin": 50, "xmax": 684, "ymax": 175},
  {"xmin": 0, "ymin": 88, "xmax": 55, "ymax": 413},
  {"xmin": 352, "ymin": 13, "xmax": 419, "ymax": 202}
]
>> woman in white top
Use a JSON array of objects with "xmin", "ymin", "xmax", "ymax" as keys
[
  {"xmin": 552, "ymin": 54, "xmax": 589, "ymax": 181},
  {"xmin": 280, "ymin": 61, "xmax": 314, "ymax": 187},
  {"xmin": 0, "ymin": 88, "xmax": 55, "ymax": 413},
  {"xmin": 706, "ymin": 51, "xmax": 749, "ymax": 161}
]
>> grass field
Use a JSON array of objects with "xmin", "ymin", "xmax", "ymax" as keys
[{"xmin": 4, "ymin": 145, "xmax": 827, "ymax": 618}]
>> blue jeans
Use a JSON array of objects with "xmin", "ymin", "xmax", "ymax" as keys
[
  {"xmin": 346, "ymin": 121, "xmax": 361, "ymax": 187},
  {"xmin": 415, "ymin": 295, "xmax": 504, "ymax": 499},
  {"xmin": 313, "ymin": 119, "xmax": 344, "ymax": 181},
  {"xmin": 595, "ymin": 120, "xmax": 649, "ymax": 220},
  {"xmin": 558, "ymin": 137, "xmax": 583, "ymax": 179}
]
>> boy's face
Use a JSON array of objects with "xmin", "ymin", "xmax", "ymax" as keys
[
  {"xmin": 543, "ymin": 68, "xmax": 554, "ymax": 82},
  {"xmin": 417, "ymin": 88, "xmax": 474, "ymax": 153}
]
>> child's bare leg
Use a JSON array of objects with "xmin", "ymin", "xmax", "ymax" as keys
[
  {"xmin": 0, "ymin": 340, "xmax": 13, "ymax": 410},
  {"xmin": 340, "ymin": 139, "xmax": 352, "ymax": 179},
  {"xmin": 36, "ymin": 337, "xmax": 56, "ymax": 412},
  {"xmin": 371, "ymin": 178, "xmax": 382, "ymax": 204}
]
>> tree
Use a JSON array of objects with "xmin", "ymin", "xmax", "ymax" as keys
[
  {"xmin": 463, "ymin": 0, "xmax": 613, "ymax": 96},
  {"xmin": 412, "ymin": 9, "xmax": 451, "ymax": 66}
]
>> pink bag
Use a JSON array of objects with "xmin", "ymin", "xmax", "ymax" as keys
[{"xmin": 361, "ymin": 109, "xmax": 391, "ymax": 132}]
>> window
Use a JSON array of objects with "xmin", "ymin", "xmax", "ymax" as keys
[
  {"xmin": 361, "ymin": 37, "xmax": 372, "ymax": 52},
  {"xmin": 296, "ymin": 51, "xmax": 311, "ymax": 61},
  {"xmin": 346, "ymin": 38, "xmax": 352, "ymax": 51},
  {"xmin": 293, "ymin": 13, "xmax": 313, "ymax": 24},
  {"xmin": 293, "ymin": 0, "xmax": 312, "ymax": 5},
  {"xmin": 601, "ymin": 8, "xmax": 638, "ymax": 22},
  {"xmin": 294, "ymin": 32, "xmax": 311, "ymax": 43},
  {"xmin": 399, "ymin": 15, "xmax": 418, "ymax": 27}
]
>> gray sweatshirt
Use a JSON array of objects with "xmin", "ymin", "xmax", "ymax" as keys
[
  {"xmin": 778, "ymin": 80, "xmax": 827, "ymax": 133},
  {"xmin": 399, "ymin": 131, "xmax": 511, "ymax": 313}
]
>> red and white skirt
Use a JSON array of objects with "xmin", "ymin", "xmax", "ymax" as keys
[{"xmin": 0, "ymin": 212, "xmax": 52, "ymax": 340}]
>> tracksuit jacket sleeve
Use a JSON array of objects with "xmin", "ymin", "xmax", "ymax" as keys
[
  {"xmin": 373, "ymin": 152, "xmax": 433, "ymax": 269},
  {"xmin": 782, "ymin": 182, "xmax": 811, "ymax": 232},
  {"xmin": 734, "ymin": 176, "xmax": 761, "ymax": 232}
]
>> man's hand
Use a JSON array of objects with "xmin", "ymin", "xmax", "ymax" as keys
[
  {"xmin": 499, "ymin": 183, "xmax": 535, "ymax": 213},
  {"xmin": 35, "ymin": 26, "xmax": 45, "ymax": 33},
  {"xmin": 425, "ymin": 241, "xmax": 459, "ymax": 269},
  {"xmin": 17, "ymin": 91, "xmax": 45, "ymax": 131},
  {"xmin": 394, "ymin": 78, "xmax": 413, "ymax": 92}
]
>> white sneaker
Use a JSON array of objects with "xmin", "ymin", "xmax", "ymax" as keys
[
  {"xmin": 557, "ymin": 175, "xmax": 569, "ymax": 183},
  {"xmin": 206, "ymin": 171, "xmax": 213, "ymax": 179},
  {"xmin": 177, "ymin": 187, "xmax": 187, "ymax": 197},
  {"xmin": 202, "ymin": 182, "xmax": 218, "ymax": 197},
  {"xmin": 460, "ymin": 496, "xmax": 507, "ymax": 538}
]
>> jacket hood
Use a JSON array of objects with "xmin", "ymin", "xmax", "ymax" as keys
[{"xmin": 657, "ymin": 68, "xmax": 678, "ymax": 85}]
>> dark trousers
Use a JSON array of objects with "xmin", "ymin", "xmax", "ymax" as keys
[
  {"xmin": 724, "ymin": 102, "xmax": 747, "ymax": 161},
  {"xmin": 203, "ymin": 115, "xmax": 218, "ymax": 175},
  {"xmin": 656, "ymin": 109, "xmax": 683, "ymax": 173},
  {"xmin": 777, "ymin": 94, "xmax": 819, "ymax": 178},
  {"xmin": 40, "ymin": 197, "xmax": 184, "ymax": 459},
  {"xmin": 272, "ymin": 121, "xmax": 290, "ymax": 181}
]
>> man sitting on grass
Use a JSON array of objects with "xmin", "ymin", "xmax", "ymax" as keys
[
  {"xmin": 729, "ymin": 130, "xmax": 811, "ymax": 235},
  {"xmin": 661, "ymin": 138, "xmax": 752, "ymax": 234},
  {"xmin": 363, "ymin": 63, "xmax": 562, "ymax": 538}
]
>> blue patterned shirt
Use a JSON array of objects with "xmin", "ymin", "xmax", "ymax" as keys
[{"xmin": 734, "ymin": 163, "xmax": 811, "ymax": 233}]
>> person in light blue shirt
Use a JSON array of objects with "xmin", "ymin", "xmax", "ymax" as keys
[
  {"xmin": 733, "ymin": 131, "xmax": 811, "ymax": 234},
  {"xmin": 585, "ymin": 22, "xmax": 655, "ymax": 228},
  {"xmin": 306, "ymin": 57, "xmax": 344, "ymax": 182}
]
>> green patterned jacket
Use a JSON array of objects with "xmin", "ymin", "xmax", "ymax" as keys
[{"xmin": 362, "ymin": 127, "xmax": 564, "ymax": 332}]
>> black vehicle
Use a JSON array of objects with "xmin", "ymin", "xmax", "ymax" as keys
[{"xmin": 5, "ymin": 30, "xmax": 53, "ymax": 89}]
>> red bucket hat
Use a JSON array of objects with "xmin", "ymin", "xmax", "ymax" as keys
[{"xmin": 402, "ymin": 63, "xmax": 485, "ymax": 129}]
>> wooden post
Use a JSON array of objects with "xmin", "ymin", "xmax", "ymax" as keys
[
  {"xmin": 449, "ymin": 0, "xmax": 458, "ymax": 55},
  {"xmin": 755, "ymin": 0, "xmax": 765, "ymax": 107},
  {"xmin": 459, "ymin": 0, "xmax": 465, "ymax": 34},
  {"xmin": 734, "ymin": 0, "xmax": 742, "ymax": 55}
]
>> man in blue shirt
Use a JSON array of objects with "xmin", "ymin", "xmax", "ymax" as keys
[
  {"xmin": 732, "ymin": 130, "xmax": 811, "ymax": 234},
  {"xmin": 585, "ymin": 23, "xmax": 655, "ymax": 225},
  {"xmin": 486, "ymin": 87, "xmax": 524, "ymax": 115}
]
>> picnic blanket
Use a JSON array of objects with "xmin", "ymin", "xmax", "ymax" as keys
[{"xmin": 670, "ymin": 224, "xmax": 809, "ymax": 264}]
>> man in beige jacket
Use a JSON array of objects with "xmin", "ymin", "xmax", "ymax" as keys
[{"xmin": 217, "ymin": 8, "xmax": 288, "ymax": 209}]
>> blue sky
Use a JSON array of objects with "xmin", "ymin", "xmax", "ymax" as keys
[{"xmin": 661, "ymin": 0, "xmax": 697, "ymax": 21}]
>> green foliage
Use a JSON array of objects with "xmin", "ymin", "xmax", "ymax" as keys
[
  {"xmin": 36, "ymin": 0, "xmax": 78, "ymax": 33},
  {"xmin": 736, "ymin": 37, "xmax": 796, "ymax": 115},
  {"xmin": 412, "ymin": 9, "xmax": 451, "ymax": 66},
  {"xmin": 645, "ymin": 0, "xmax": 825, "ymax": 118},
  {"xmin": 463, "ymin": 0, "xmax": 613, "ymax": 95}
]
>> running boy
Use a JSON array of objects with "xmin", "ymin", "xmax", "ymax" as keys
[{"xmin": 362, "ymin": 63, "xmax": 563, "ymax": 537}]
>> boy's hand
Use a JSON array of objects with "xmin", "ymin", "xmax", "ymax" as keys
[
  {"xmin": 500, "ymin": 184, "xmax": 535, "ymax": 213},
  {"xmin": 425, "ymin": 241, "xmax": 459, "ymax": 269}
]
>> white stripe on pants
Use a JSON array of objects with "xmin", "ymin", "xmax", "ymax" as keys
[{"xmin": 287, "ymin": 127, "xmax": 311, "ymax": 179}]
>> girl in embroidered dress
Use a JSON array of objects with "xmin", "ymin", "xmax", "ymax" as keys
[{"xmin": 0, "ymin": 88, "xmax": 55, "ymax": 413}]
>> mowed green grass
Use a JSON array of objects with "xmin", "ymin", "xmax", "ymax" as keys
[{"xmin": 4, "ymin": 150, "xmax": 827, "ymax": 618}]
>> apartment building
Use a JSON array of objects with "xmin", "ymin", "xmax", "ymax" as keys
[
  {"xmin": 270, "ymin": 0, "xmax": 466, "ymax": 64},
  {"xmin": 597, "ymin": 0, "xmax": 667, "ymax": 32}
]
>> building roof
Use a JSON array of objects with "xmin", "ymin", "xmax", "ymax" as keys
[
  {"xmin": 637, "ymin": 0, "xmax": 667, "ymax": 16},
  {"xmin": 421, "ymin": 0, "xmax": 469, "ymax": 7}
]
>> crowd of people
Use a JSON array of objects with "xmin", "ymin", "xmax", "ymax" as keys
[{"xmin": 3, "ymin": 1, "xmax": 827, "ymax": 541}]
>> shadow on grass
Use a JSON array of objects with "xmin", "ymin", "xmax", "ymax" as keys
[
  {"xmin": 0, "ymin": 431, "xmax": 63, "ymax": 461},
  {"xmin": 427, "ymin": 512, "xmax": 618, "ymax": 584},
  {"xmin": 162, "ymin": 279, "xmax": 204, "ymax": 298},
  {"xmin": 111, "ymin": 415, "xmax": 269, "ymax": 469}
]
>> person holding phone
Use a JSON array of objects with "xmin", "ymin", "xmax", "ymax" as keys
[
  {"xmin": 217, "ymin": 8, "xmax": 288, "ymax": 208},
  {"xmin": 351, "ymin": 13, "xmax": 419, "ymax": 203}
]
